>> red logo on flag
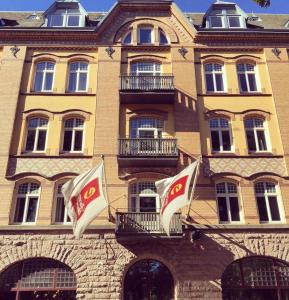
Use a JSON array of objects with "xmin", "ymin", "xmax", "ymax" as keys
[
  {"xmin": 161, "ymin": 175, "xmax": 188, "ymax": 214},
  {"xmin": 71, "ymin": 178, "xmax": 100, "ymax": 220}
]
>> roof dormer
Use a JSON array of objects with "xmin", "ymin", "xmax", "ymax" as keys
[
  {"xmin": 43, "ymin": 0, "xmax": 87, "ymax": 28},
  {"xmin": 203, "ymin": 1, "xmax": 248, "ymax": 29}
]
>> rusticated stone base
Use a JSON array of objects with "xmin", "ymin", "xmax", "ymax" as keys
[{"xmin": 0, "ymin": 228, "xmax": 288, "ymax": 299}]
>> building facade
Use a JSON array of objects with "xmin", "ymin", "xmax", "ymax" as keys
[{"xmin": 1, "ymin": 0, "xmax": 289, "ymax": 299}]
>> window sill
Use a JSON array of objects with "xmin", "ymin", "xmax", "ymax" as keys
[
  {"xmin": 59, "ymin": 152, "xmax": 85, "ymax": 157},
  {"xmin": 247, "ymin": 151, "xmax": 273, "ymax": 156},
  {"xmin": 211, "ymin": 152, "xmax": 237, "ymax": 156},
  {"xmin": 20, "ymin": 151, "xmax": 48, "ymax": 157}
]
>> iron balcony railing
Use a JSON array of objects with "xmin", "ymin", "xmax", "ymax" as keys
[
  {"xmin": 116, "ymin": 212, "xmax": 182, "ymax": 235},
  {"xmin": 118, "ymin": 138, "xmax": 178, "ymax": 157},
  {"xmin": 120, "ymin": 75, "xmax": 174, "ymax": 91}
]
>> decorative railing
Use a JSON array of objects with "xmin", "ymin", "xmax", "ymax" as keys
[
  {"xmin": 118, "ymin": 138, "xmax": 178, "ymax": 157},
  {"xmin": 116, "ymin": 212, "xmax": 182, "ymax": 234},
  {"xmin": 120, "ymin": 75, "xmax": 174, "ymax": 91}
]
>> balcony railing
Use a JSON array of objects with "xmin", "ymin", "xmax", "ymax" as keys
[
  {"xmin": 116, "ymin": 212, "xmax": 183, "ymax": 235},
  {"xmin": 119, "ymin": 138, "xmax": 178, "ymax": 157},
  {"xmin": 120, "ymin": 75, "xmax": 174, "ymax": 91}
]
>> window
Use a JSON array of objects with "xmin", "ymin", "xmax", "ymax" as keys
[
  {"xmin": 205, "ymin": 63, "xmax": 225, "ymax": 92},
  {"xmin": 244, "ymin": 118, "xmax": 269, "ymax": 152},
  {"xmin": 68, "ymin": 62, "xmax": 88, "ymax": 92},
  {"xmin": 255, "ymin": 182, "xmax": 283, "ymax": 223},
  {"xmin": 13, "ymin": 182, "xmax": 40, "ymax": 224},
  {"xmin": 209, "ymin": 118, "xmax": 232, "ymax": 152},
  {"xmin": 207, "ymin": 7, "xmax": 244, "ymax": 29},
  {"xmin": 62, "ymin": 118, "xmax": 84, "ymax": 152},
  {"xmin": 25, "ymin": 118, "xmax": 48, "ymax": 152},
  {"xmin": 131, "ymin": 62, "xmax": 161, "ymax": 89},
  {"xmin": 159, "ymin": 30, "xmax": 168, "ymax": 45},
  {"xmin": 130, "ymin": 118, "xmax": 163, "ymax": 138},
  {"xmin": 138, "ymin": 27, "xmax": 153, "ymax": 44},
  {"xmin": 33, "ymin": 61, "xmax": 55, "ymax": 92},
  {"xmin": 54, "ymin": 183, "xmax": 71, "ymax": 224},
  {"xmin": 209, "ymin": 16, "xmax": 223, "ymax": 28},
  {"xmin": 131, "ymin": 62, "xmax": 161, "ymax": 76},
  {"xmin": 123, "ymin": 31, "xmax": 132, "ymax": 44},
  {"xmin": 237, "ymin": 63, "xmax": 258, "ymax": 92},
  {"xmin": 216, "ymin": 182, "xmax": 241, "ymax": 223},
  {"xmin": 228, "ymin": 16, "xmax": 241, "ymax": 27},
  {"xmin": 48, "ymin": 9, "xmax": 81, "ymax": 27}
]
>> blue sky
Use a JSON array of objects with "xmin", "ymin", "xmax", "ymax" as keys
[{"xmin": 0, "ymin": 0, "xmax": 288, "ymax": 13}]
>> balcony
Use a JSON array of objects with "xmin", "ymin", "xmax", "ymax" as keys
[
  {"xmin": 116, "ymin": 212, "xmax": 183, "ymax": 237},
  {"xmin": 118, "ymin": 138, "xmax": 178, "ymax": 167},
  {"xmin": 119, "ymin": 75, "xmax": 175, "ymax": 104}
]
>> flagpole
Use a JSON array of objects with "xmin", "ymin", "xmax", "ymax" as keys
[
  {"xmin": 186, "ymin": 156, "xmax": 201, "ymax": 221},
  {"xmin": 101, "ymin": 155, "xmax": 113, "ymax": 222}
]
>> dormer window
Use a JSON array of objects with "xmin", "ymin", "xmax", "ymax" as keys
[{"xmin": 48, "ymin": 9, "xmax": 81, "ymax": 27}]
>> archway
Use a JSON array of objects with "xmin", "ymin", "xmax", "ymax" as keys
[
  {"xmin": 124, "ymin": 259, "xmax": 174, "ymax": 300},
  {"xmin": 0, "ymin": 258, "xmax": 77, "ymax": 300},
  {"xmin": 222, "ymin": 256, "xmax": 289, "ymax": 300}
]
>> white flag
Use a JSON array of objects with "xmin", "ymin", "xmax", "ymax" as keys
[
  {"xmin": 61, "ymin": 162, "xmax": 108, "ymax": 238},
  {"xmin": 155, "ymin": 161, "xmax": 199, "ymax": 236}
]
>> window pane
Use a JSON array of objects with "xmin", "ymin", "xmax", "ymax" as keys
[
  {"xmin": 246, "ymin": 130, "xmax": 257, "ymax": 151},
  {"xmin": 230, "ymin": 197, "xmax": 240, "ymax": 221},
  {"xmin": 228, "ymin": 16, "xmax": 240, "ymax": 28},
  {"xmin": 268, "ymin": 196, "xmax": 281, "ymax": 221},
  {"xmin": 14, "ymin": 197, "xmax": 25, "ymax": 223},
  {"xmin": 68, "ymin": 72, "xmax": 77, "ymax": 92},
  {"xmin": 74, "ymin": 131, "xmax": 83, "ymax": 151},
  {"xmin": 55, "ymin": 197, "xmax": 65, "ymax": 223},
  {"xmin": 34, "ymin": 72, "xmax": 43, "ymax": 91},
  {"xmin": 210, "ymin": 16, "xmax": 223, "ymax": 27},
  {"xmin": 123, "ymin": 32, "xmax": 132, "ymax": 44},
  {"xmin": 256, "ymin": 196, "xmax": 269, "ymax": 222},
  {"xmin": 222, "ymin": 131, "xmax": 231, "ymax": 151},
  {"xmin": 211, "ymin": 131, "xmax": 220, "ymax": 151},
  {"xmin": 78, "ymin": 73, "xmax": 87, "ymax": 91},
  {"xmin": 215, "ymin": 74, "xmax": 224, "ymax": 91},
  {"xmin": 67, "ymin": 15, "xmax": 79, "ymax": 27},
  {"xmin": 218, "ymin": 197, "xmax": 229, "ymax": 222},
  {"xmin": 26, "ymin": 197, "xmax": 38, "ymax": 222},
  {"xmin": 63, "ymin": 131, "xmax": 72, "ymax": 151},
  {"xmin": 44, "ymin": 73, "xmax": 53, "ymax": 91},
  {"xmin": 248, "ymin": 74, "xmax": 257, "ymax": 91},
  {"xmin": 257, "ymin": 131, "xmax": 267, "ymax": 151},
  {"xmin": 50, "ymin": 15, "xmax": 63, "ymax": 26},
  {"xmin": 238, "ymin": 74, "xmax": 248, "ymax": 92},
  {"xmin": 26, "ymin": 130, "xmax": 36, "ymax": 151},
  {"xmin": 36, "ymin": 130, "xmax": 46, "ymax": 151},
  {"xmin": 139, "ymin": 28, "xmax": 152, "ymax": 44},
  {"xmin": 159, "ymin": 31, "xmax": 168, "ymax": 44},
  {"xmin": 206, "ymin": 74, "xmax": 214, "ymax": 92}
]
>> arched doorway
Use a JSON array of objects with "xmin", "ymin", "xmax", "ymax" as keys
[
  {"xmin": 0, "ymin": 258, "xmax": 77, "ymax": 300},
  {"xmin": 124, "ymin": 259, "xmax": 174, "ymax": 300},
  {"xmin": 222, "ymin": 256, "xmax": 289, "ymax": 300}
]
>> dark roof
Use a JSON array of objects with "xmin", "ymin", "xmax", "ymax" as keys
[{"xmin": 0, "ymin": 11, "xmax": 288, "ymax": 30}]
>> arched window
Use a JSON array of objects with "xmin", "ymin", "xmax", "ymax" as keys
[
  {"xmin": 33, "ymin": 61, "xmax": 55, "ymax": 92},
  {"xmin": 215, "ymin": 182, "xmax": 241, "ymax": 223},
  {"xmin": 124, "ymin": 259, "xmax": 174, "ymax": 300},
  {"xmin": 244, "ymin": 118, "xmax": 269, "ymax": 152},
  {"xmin": 13, "ymin": 182, "xmax": 40, "ymax": 224},
  {"xmin": 68, "ymin": 61, "xmax": 88, "ymax": 92},
  {"xmin": 0, "ymin": 258, "xmax": 76, "ymax": 300},
  {"xmin": 205, "ymin": 63, "xmax": 225, "ymax": 92},
  {"xmin": 62, "ymin": 118, "xmax": 84, "ymax": 153},
  {"xmin": 54, "ymin": 183, "xmax": 71, "ymax": 224},
  {"xmin": 237, "ymin": 63, "xmax": 258, "ymax": 93},
  {"xmin": 123, "ymin": 31, "xmax": 132, "ymax": 44},
  {"xmin": 159, "ymin": 29, "xmax": 168, "ymax": 45},
  {"xmin": 209, "ymin": 118, "xmax": 232, "ymax": 152},
  {"xmin": 25, "ymin": 117, "xmax": 48, "ymax": 152},
  {"xmin": 222, "ymin": 257, "xmax": 289, "ymax": 299},
  {"xmin": 254, "ymin": 182, "xmax": 283, "ymax": 223}
]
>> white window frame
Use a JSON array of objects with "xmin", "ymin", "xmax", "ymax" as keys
[
  {"xmin": 131, "ymin": 62, "xmax": 161, "ymax": 76},
  {"xmin": 67, "ymin": 61, "xmax": 89, "ymax": 92},
  {"xmin": 25, "ymin": 118, "xmax": 49, "ymax": 153},
  {"xmin": 237, "ymin": 63, "xmax": 260, "ymax": 93},
  {"xmin": 209, "ymin": 118, "xmax": 234, "ymax": 153},
  {"xmin": 13, "ymin": 182, "xmax": 40, "ymax": 225},
  {"xmin": 62, "ymin": 118, "xmax": 85, "ymax": 153},
  {"xmin": 215, "ymin": 182, "xmax": 243, "ymax": 224},
  {"xmin": 54, "ymin": 183, "xmax": 71, "ymax": 225},
  {"xmin": 254, "ymin": 182, "xmax": 285, "ymax": 224},
  {"xmin": 48, "ymin": 11, "xmax": 82, "ymax": 27},
  {"xmin": 33, "ymin": 61, "xmax": 55, "ymax": 92},
  {"xmin": 204, "ymin": 63, "xmax": 226, "ymax": 93},
  {"xmin": 244, "ymin": 118, "xmax": 271, "ymax": 153},
  {"xmin": 208, "ymin": 16, "xmax": 225, "ymax": 28},
  {"xmin": 138, "ymin": 26, "xmax": 154, "ymax": 44}
]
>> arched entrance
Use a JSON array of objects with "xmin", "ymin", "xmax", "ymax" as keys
[
  {"xmin": 124, "ymin": 259, "xmax": 174, "ymax": 300},
  {"xmin": 222, "ymin": 256, "xmax": 289, "ymax": 300},
  {"xmin": 0, "ymin": 258, "xmax": 77, "ymax": 300}
]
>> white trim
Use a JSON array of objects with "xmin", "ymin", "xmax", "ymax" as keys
[
  {"xmin": 237, "ymin": 63, "xmax": 260, "ymax": 93},
  {"xmin": 62, "ymin": 118, "xmax": 85, "ymax": 153},
  {"xmin": 204, "ymin": 63, "xmax": 226, "ymax": 93},
  {"xmin": 67, "ymin": 61, "xmax": 89, "ymax": 93},
  {"xmin": 33, "ymin": 61, "xmax": 55, "ymax": 92}
]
